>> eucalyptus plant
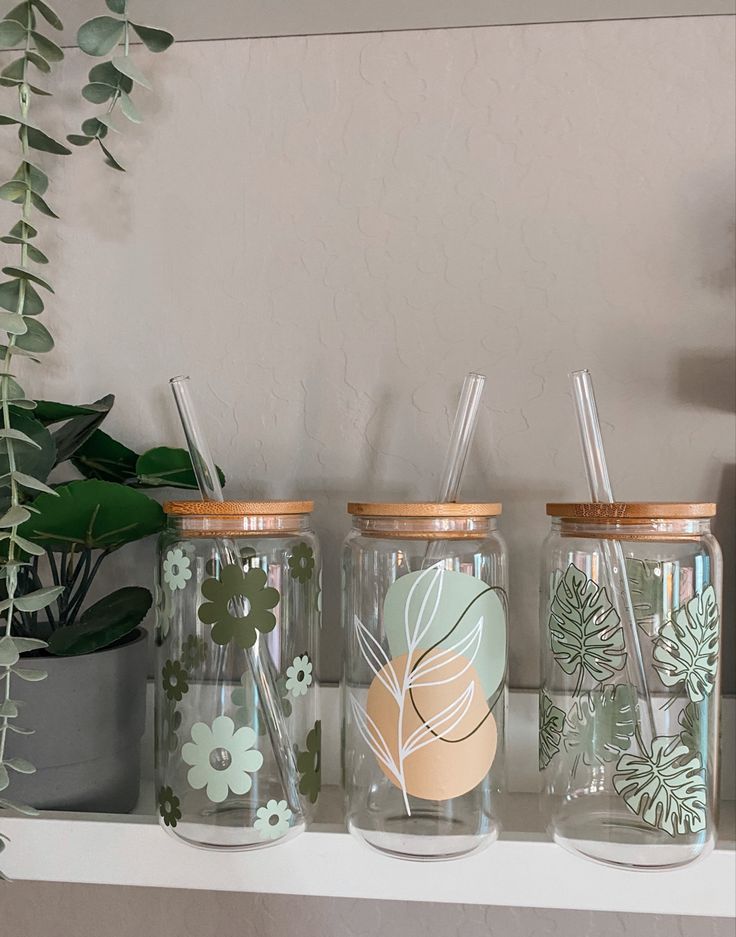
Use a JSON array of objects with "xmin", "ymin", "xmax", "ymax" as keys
[
  {"xmin": 0, "ymin": 0, "xmax": 70, "ymax": 847},
  {"xmin": 69, "ymin": 0, "xmax": 173, "ymax": 170}
]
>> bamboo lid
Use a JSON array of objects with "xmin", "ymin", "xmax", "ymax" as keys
[
  {"xmin": 347, "ymin": 502, "xmax": 502, "ymax": 517},
  {"xmin": 546, "ymin": 502, "xmax": 716, "ymax": 520},
  {"xmin": 165, "ymin": 500, "xmax": 314, "ymax": 516}
]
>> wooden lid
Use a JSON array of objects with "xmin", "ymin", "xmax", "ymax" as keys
[
  {"xmin": 165, "ymin": 500, "xmax": 314, "ymax": 516},
  {"xmin": 347, "ymin": 502, "xmax": 502, "ymax": 517},
  {"xmin": 546, "ymin": 502, "xmax": 716, "ymax": 520}
]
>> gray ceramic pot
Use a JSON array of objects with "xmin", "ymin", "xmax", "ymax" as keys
[{"xmin": 9, "ymin": 629, "xmax": 147, "ymax": 813}]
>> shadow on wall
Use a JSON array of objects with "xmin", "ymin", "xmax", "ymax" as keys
[
  {"xmin": 714, "ymin": 462, "xmax": 735, "ymax": 694},
  {"xmin": 675, "ymin": 352, "xmax": 736, "ymax": 413}
]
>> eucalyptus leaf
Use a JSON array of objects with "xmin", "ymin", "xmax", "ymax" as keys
[
  {"xmin": 5, "ymin": 757, "xmax": 35, "ymax": 774},
  {"xmin": 71, "ymin": 428, "xmax": 138, "ymax": 483},
  {"xmin": 27, "ymin": 83, "xmax": 51, "ymax": 96},
  {"xmin": 14, "ymin": 584, "xmax": 63, "ymax": 611},
  {"xmin": 0, "ymin": 310, "xmax": 27, "ymax": 335},
  {"xmin": 0, "ymin": 765, "xmax": 7, "ymax": 792},
  {"xmin": 77, "ymin": 16, "xmax": 125, "ymax": 57},
  {"xmin": 90, "ymin": 60, "xmax": 132, "ymax": 92},
  {"xmin": 25, "ymin": 243, "xmax": 48, "ymax": 264},
  {"xmin": 0, "ymin": 19, "xmax": 26, "ymax": 47},
  {"xmin": 67, "ymin": 133, "xmax": 94, "ymax": 146},
  {"xmin": 0, "ymin": 636, "xmax": 19, "ymax": 667},
  {"xmin": 0, "ymin": 375, "xmax": 25, "ymax": 400},
  {"xmin": 99, "ymin": 140, "xmax": 124, "ymax": 172},
  {"xmin": 24, "ymin": 49, "xmax": 50, "ymax": 73},
  {"xmin": 129, "ymin": 22, "xmax": 174, "ymax": 53},
  {"xmin": 5, "ymin": 3, "xmax": 34, "ymax": 28},
  {"xmin": 0, "ymin": 427, "xmax": 40, "ymax": 447},
  {"xmin": 119, "ymin": 91, "xmax": 141, "ymax": 123},
  {"xmin": 8, "ymin": 635, "xmax": 47, "ymax": 651},
  {"xmin": 15, "ymin": 318, "xmax": 53, "ymax": 353},
  {"xmin": 0, "ymin": 180, "xmax": 27, "ymax": 201},
  {"xmin": 96, "ymin": 114, "xmax": 120, "ymax": 133},
  {"xmin": 106, "ymin": 0, "xmax": 126, "ymax": 12},
  {"xmin": 6, "ymin": 723, "xmax": 34, "ymax": 734},
  {"xmin": 111, "ymin": 55, "xmax": 151, "ymax": 90},
  {"xmin": 30, "ymin": 191, "xmax": 57, "ymax": 218},
  {"xmin": 25, "ymin": 124, "xmax": 71, "ymax": 155},
  {"xmin": 0, "ymin": 700, "xmax": 18, "ymax": 717},
  {"xmin": 30, "ymin": 0, "xmax": 62, "ymax": 30},
  {"xmin": 0, "ymin": 112, "xmax": 19, "ymax": 123},
  {"xmin": 48, "ymin": 586, "xmax": 151, "ymax": 655},
  {"xmin": 1, "ymin": 59, "xmax": 24, "ymax": 80},
  {"xmin": 18, "ymin": 478, "xmax": 165, "ymax": 551},
  {"xmin": 81, "ymin": 116, "xmax": 108, "ymax": 139},
  {"xmin": 10, "ymin": 532, "xmax": 44, "ymax": 555},
  {"xmin": 82, "ymin": 81, "xmax": 115, "ymax": 104},
  {"xmin": 31, "ymin": 30, "xmax": 62, "ymax": 62},
  {"xmin": 0, "ymin": 504, "xmax": 32, "ymax": 527},
  {"xmin": 18, "ymin": 161, "xmax": 48, "ymax": 195},
  {"xmin": 11, "ymin": 667, "xmax": 47, "ymax": 681},
  {"xmin": 10, "ymin": 470, "xmax": 55, "ymax": 495},
  {"xmin": 0, "ymin": 413, "xmax": 55, "ymax": 486},
  {"xmin": 9, "ymin": 219, "xmax": 37, "ymax": 239},
  {"xmin": 0, "ymin": 797, "xmax": 40, "ymax": 816},
  {"xmin": 2, "ymin": 265, "xmax": 52, "ymax": 292}
]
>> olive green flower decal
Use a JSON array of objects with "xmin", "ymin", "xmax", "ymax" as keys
[
  {"xmin": 157, "ymin": 698, "xmax": 182, "ymax": 754},
  {"xmin": 286, "ymin": 654, "xmax": 313, "ymax": 698},
  {"xmin": 154, "ymin": 582, "xmax": 173, "ymax": 645},
  {"xmin": 198, "ymin": 564, "xmax": 280, "ymax": 649},
  {"xmin": 296, "ymin": 720, "xmax": 321, "ymax": 804},
  {"xmin": 163, "ymin": 547, "xmax": 192, "ymax": 592},
  {"xmin": 232, "ymin": 673, "xmax": 292, "ymax": 735},
  {"xmin": 288, "ymin": 542, "xmax": 315, "ymax": 583},
  {"xmin": 162, "ymin": 659, "xmax": 189, "ymax": 702},
  {"xmin": 181, "ymin": 634, "xmax": 208, "ymax": 670},
  {"xmin": 158, "ymin": 785, "xmax": 182, "ymax": 828},
  {"xmin": 254, "ymin": 799, "xmax": 292, "ymax": 840}
]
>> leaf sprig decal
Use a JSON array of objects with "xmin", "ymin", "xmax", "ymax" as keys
[
  {"xmin": 653, "ymin": 586, "xmax": 720, "ymax": 703},
  {"xmin": 564, "ymin": 684, "xmax": 637, "ymax": 776},
  {"xmin": 538, "ymin": 690, "xmax": 565, "ymax": 770},
  {"xmin": 613, "ymin": 735, "xmax": 707, "ymax": 837},
  {"xmin": 548, "ymin": 564, "xmax": 627, "ymax": 695}
]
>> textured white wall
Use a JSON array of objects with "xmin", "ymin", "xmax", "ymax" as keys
[{"xmin": 1, "ymin": 10, "xmax": 734, "ymax": 937}]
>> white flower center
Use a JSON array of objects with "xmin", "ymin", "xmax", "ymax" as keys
[{"xmin": 209, "ymin": 747, "xmax": 233, "ymax": 771}]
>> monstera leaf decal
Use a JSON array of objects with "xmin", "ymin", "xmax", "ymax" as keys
[
  {"xmin": 539, "ymin": 690, "xmax": 566, "ymax": 770},
  {"xmin": 564, "ymin": 684, "xmax": 638, "ymax": 776},
  {"xmin": 613, "ymin": 735, "xmax": 707, "ymax": 837},
  {"xmin": 678, "ymin": 701, "xmax": 703, "ymax": 755},
  {"xmin": 548, "ymin": 564, "xmax": 627, "ymax": 695},
  {"xmin": 653, "ymin": 586, "xmax": 720, "ymax": 703}
]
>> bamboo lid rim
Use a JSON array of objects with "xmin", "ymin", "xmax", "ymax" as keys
[
  {"xmin": 165, "ymin": 500, "xmax": 314, "ymax": 516},
  {"xmin": 546, "ymin": 502, "xmax": 716, "ymax": 520},
  {"xmin": 347, "ymin": 502, "xmax": 502, "ymax": 517}
]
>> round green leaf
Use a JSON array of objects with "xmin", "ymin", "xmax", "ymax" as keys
[
  {"xmin": 0, "ymin": 310, "xmax": 27, "ymax": 335},
  {"xmin": 77, "ymin": 16, "xmax": 125, "ymax": 57},
  {"xmin": 129, "ymin": 22, "xmax": 174, "ymax": 53},
  {"xmin": 15, "ymin": 318, "xmax": 53, "ymax": 353},
  {"xmin": 24, "ymin": 49, "xmax": 50, "ymax": 73},
  {"xmin": 9, "ymin": 220, "xmax": 37, "ymax": 239},
  {"xmin": 0, "ymin": 180, "xmax": 27, "ymax": 201},
  {"xmin": 0, "ymin": 19, "xmax": 26, "ymax": 47},
  {"xmin": 25, "ymin": 243, "xmax": 48, "ymax": 264},
  {"xmin": 99, "ymin": 140, "xmax": 124, "ymax": 172},
  {"xmin": 67, "ymin": 133, "xmax": 94, "ymax": 147},
  {"xmin": 82, "ymin": 81, "xmax": 114, "ymax": 104},
  {"xmin": 119, "ymin": 91, "xmax": 141, "ymax": 123},
  {"xmin": 81, "ymin": 117, "xmax": 108, "ymax": 138},
  {"xmin": 0, "ymin": 278, "xmax": 44, "ymax": 315},
  {"xmin": 2, "ymin": 266, "xmax": 53, "ymax": 292},
  {"xmin": 14, "ymin": 160, "xmax": 48, "ymax": 195},
  {"xmin": 47, "ymin": 586, "xmax": 151, "ymax": 656},
  {"xmin": 89, "ymin": 60, "xmax": 132, "ymax": 92},
  {"xmin": 18, "ymin": 479, "xmax": 165, "ymax": 551},
  {"xmin": 106, "ymin": 0, "xmax": 126, "ymax": 13},
  {"xmin": 31, "ymin": 29, "xmax": 62, "ymax": 62},
  {"xmin": 111, "ymin": 55, "xmax": 150, "ymax": 89},
  {"xmin": 30, "ymin": 191, "xmax": 57, "ymax": 218},
  {"xmin": 24, "ymin": 123, "xmax": 71, "ymax": 155}
]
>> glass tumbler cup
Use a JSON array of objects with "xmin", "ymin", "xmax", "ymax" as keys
[
  {"xmin": 539, "ymin": 502, "xmax": 722, "ymax": 870},
  {"xmin": 342, "ymin": 502, "xmax": 508, "ymax": 860},
  {"xmin": 155, "ymin": 500, "xmax": 321, "ymax": 849}
]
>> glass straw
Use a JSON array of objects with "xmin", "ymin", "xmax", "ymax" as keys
[
  {"xmin": 169, "ymin": 375, "xmax": 305, "ymax": 821},
  {"xmin": 570, "ymin": 369, "xmax": 656, "ymax": 744},
  {"xmin": 423, "ymin": 372, "xmax": 486, "ymax": 566}
]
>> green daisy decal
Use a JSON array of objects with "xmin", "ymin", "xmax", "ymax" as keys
[
  {"xmin": 181, "ymin": 634, "xmax": 208, "ymax": 670},
  {"xmin": 296, "ymin": 720, "xmax": 321, "ymax": 804},
  {"xmin": 158, "ymin": 785, "xmax": 182, "ymax": 828},
  {"xmin": 157, "ymin": 698, "xmax": 182, "ymax": 754},
  {"xmin": 288, "ymin": 542, "xmax": 315, "ymax": 583},
  {"xmin": 162, "ymin": 659, "xmax": 189, "ymax": 702},
  {"xmin": 198, "ymin": 564, "xmax": 280, "ymax": 649},
  {"xmin": 232, "ymin": 673, "xmax": 292, "ymax": 735}
]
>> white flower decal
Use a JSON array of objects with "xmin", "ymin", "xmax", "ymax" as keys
[
  {"xmin": 163, "ymin": 548, "xmax": 192, "ymax": 592},
  {"xmin": 254, "ymin": 799, "xmax": 292, "ymax": 839},
  {"xmin": 285, "ymin": 654, "xmax": 313, "ymax": 698},
  {"xmin": 154, "ymin": 582, "xmax": 173, "ymax": 641},
  {"xmin": 181, "ymin": 715, "xmax": 263, "ymax": 803}
]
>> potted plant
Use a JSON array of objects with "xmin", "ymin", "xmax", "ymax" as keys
[{"xmin": 0, "ymin": 0, "xmax": 174, "ymax": 867}]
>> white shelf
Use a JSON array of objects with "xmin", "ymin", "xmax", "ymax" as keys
[{"xmin": 3, "ymin": 690, "xmax": 734, "ymax": 917}]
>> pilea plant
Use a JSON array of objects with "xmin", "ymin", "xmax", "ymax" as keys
[
  {"xmin": 0, "ymin": 0, "xmax": 174, "ymax": 871},
  {"xmin": 69, "ymin": 0, "xmax": 174, "ymax": 170}
]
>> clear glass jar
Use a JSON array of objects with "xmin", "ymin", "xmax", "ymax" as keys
[
  {"xmin": 342, "ymin": 502, "xmax": 508, "ymax": 861},
  {"xmin": 539, "ymin": 502, "xmax": 722, "ymax": 870},
  {"xmin": 155, "ymin": 501, "xmax": 321, "ymax": 849}
]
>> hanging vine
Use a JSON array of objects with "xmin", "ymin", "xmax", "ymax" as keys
[{"xmin": 0, "ymin": 0, "xmax": 70, "ymax": 869}]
